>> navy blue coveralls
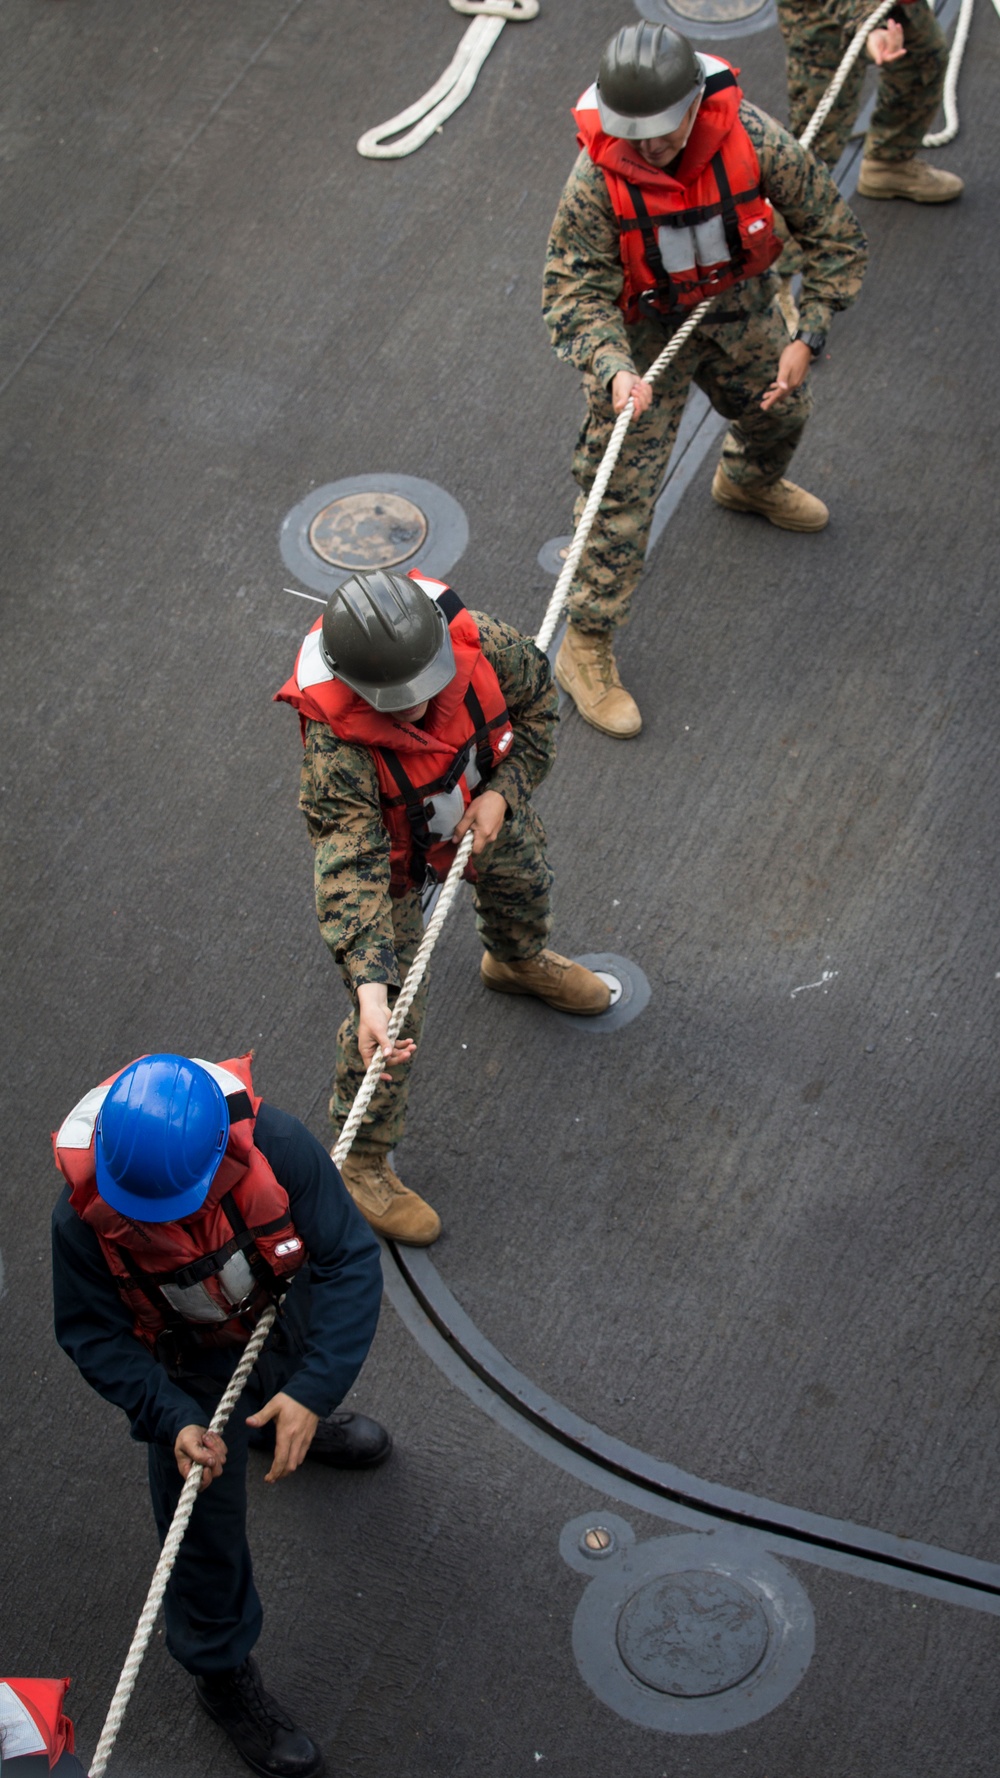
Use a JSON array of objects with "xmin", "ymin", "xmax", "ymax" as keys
[{"xmin": 51, "ymin": 1104, "xmax": 383, "ymax": 1675}]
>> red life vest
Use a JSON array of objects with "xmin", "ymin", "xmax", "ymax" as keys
[
  {"xmin": 0, "ymin": 1678, "xmax": 75, "ymax": 1765},
  {"xmin": 52, "ymin": 1053, "xmax": 307, "ymax": 1354},
  {"xmin": 574, "ymin": 56, "xmax": 781, "ymax": 323},
  {"xmin": 274, "ymin": 572, "xmax": 515, "ymax": 898}
]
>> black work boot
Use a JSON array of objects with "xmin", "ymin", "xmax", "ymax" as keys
[
  {"xmin": 308, "ymin": 1411, "xmax": 392, "ymax": 1468},
  {"xmin": 195, "ymin": 1657, "xmax": 324, "ymax": 1777}
]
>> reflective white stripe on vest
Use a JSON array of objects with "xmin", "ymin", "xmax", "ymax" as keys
[
  {"xmin": 191, "ymin": 1059, "xmax": 246, "ymax": 1099},
  {"xmin": 296, "ymin": 626, "xmax": 334, "ymax": 692},
  {"xmin": 657, "ymin": 213, "xmax": 729, "ymax": 276},
  {"xmin": 56, "ymin": 1081, "xmax": 112, "ymax": 1150},
  {"xmin": 0, "ymin": 1683, "xmax": 48, "ymax": 1758},
  {"xmin": 408, "ymin": 572, "xmax": 448, "ymax": 602}
]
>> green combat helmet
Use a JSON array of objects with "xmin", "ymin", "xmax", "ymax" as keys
[
  {"xmin": 596, "ymin": 21, "xmax": 705, "ymax": 140},
  {"xmin": 320, "ymin": 570, "xmax": 456, "ymax": 712}
]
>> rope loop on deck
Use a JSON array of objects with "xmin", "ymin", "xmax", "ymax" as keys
[{"xmin": 357, "ymin": 0, "xmax": 537, "ymax": 160}]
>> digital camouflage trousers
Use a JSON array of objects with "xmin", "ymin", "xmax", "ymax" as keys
[
  {"xmin": 565, "ymin": 285, "xmax": 810, "ymax": 635},
  {"xmin": 778, "ymin": 0, "xmax": 948, "ymax": 169},
  {"xmin": 331, "ymin": 803, "xmax": 553, "ymax": 1150}
]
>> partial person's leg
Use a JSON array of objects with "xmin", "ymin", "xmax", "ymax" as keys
[
  {"xmin": 857, "ymin": 0, "xmax": 961, "ymax": 201},
  {"xmin": 558, "ymin": 322, "xmax": 693, "ymax": 737},
  {"xmin": 331, "ymin": 889, "xmax": 440, "ymax": 1243},
  {"xmin": 330, "ymin": 889, "xmax": 428, "ymax": 1154},
  {"xmin": 148, "ymin": 1380, "xmax": 260, "ymax": 1675},
  {"xmin": 702, "ymin": 297, "xmax": 826, "ymax": 531},
  {"xmin": 474, "ymin": 805, "xmax": 609, "ymax": 1013},
  {"xmin": 777, "ymin": 0, "xmax": 863, "ymax": 168},
  {"xmin": 866, "ymin": 0, "xmax": 949, "ymax": 160}
]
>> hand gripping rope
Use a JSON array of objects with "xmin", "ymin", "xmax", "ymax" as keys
[
  {"xmin": 84, "ymin": 12, "xmax": 980, "ymax": 1769},
  {"xmin": 357, "ymin": 0, "xmax": 538, "ymax": 161}
]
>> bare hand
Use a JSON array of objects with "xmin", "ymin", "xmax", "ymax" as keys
[
  {"xmin": 246, "ymin": 1392, "xmax": 319, "ymax": 1484},
  {"xmin": 611, "ymin": 370, "xmax": 653, "ymax": 417},
  {"xmin": 760, "ymin": 340, "xmax": 813, "ymax": 412},
  {"xmin": 867, "ymin": 20, "xmax": 906, "ymax": 65},
  {"xmin": 175, "ymin": 1425, "xmax": 227, "ymax": 1492},
  {"xmin": 357, "ymin": 981, "xmax": 416, "ymax": 1080},
  {"xmin": 453, "ymin": 789, "xmax": 507, "ymax": 855}
]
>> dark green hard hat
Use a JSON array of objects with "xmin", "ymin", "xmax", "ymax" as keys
[
  {"xmin": 321, "ymin": 571, "xmax": 456, "ymax": 712},
  {"xmin": 596, "ymin": 22, "xmax": 705, "ymax": 140}
]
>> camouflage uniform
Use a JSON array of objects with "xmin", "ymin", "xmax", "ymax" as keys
[
  {"xmin": 778, "ymin": 0, "xmax": 948, "ymax": 169},
  {"xmin": 298, "ymin": 612, "xmax": 557, "ymax": 1151},
  {"xmin": 543, "ymin": 102, "xmax": 867, "ymax": 634}
]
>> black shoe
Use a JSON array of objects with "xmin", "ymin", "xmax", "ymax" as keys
[
  {"xmin": 308, "ymin": 1410, "xmax": 392, "ymax": 1469},
  {"xmin": 195, "ymin": 1658, "xmax": 324, "ymax": 1777}
]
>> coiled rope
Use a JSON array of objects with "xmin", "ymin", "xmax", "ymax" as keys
[
  {"xmin": 357, "ymin": 0, "xmax": 538, "ymax": 161},
  {"xmin": 87, "ymin": 8, "xmax": 982, "ymax": 1766}
]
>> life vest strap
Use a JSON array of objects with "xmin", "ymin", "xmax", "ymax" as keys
[
  {"xmin": 225, "ymin": 1088, "xmax": 253, "ymax": 1124},
  {"xmin": 381, "ymin": 746, "xmax": 435, "ymax": 888},
  {"xmin": 710, "ymin": 148, "xmax": 745, "ymax": 272},
  {"xmin": 619, "ymin": 184, "xmax": 762, "ymax": 235}
]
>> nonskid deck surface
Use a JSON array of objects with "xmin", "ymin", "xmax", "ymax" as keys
[{"xmin": 2, "ymin": 2, "xmax": 998, "ymax": 1774}]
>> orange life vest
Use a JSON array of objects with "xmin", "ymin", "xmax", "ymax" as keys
[
  {"xmin": 274, "ymin": 572, "xmax": 515, "ymax": 897},
  {"xmin": 573, "ymin": 56, "xmax": 781, "ymax": 323},
  {"xmin": 52, "ymin": 1053, "xmax": 307, "ymax": 1353},
  {"xmin": 0, "ymin": 1677, "xmax": 75, "ymax": 1764}
]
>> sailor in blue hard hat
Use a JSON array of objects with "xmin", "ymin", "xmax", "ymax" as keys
[{"xmin": 52, "ymin": 1048, "xmax": 389, "ymax": 1778}]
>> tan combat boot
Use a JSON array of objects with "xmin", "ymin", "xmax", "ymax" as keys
[
  {"xmin": 555, "ymin": 624, "xmax": 642, "ymax": 738},
  {"xmin": 337, "ymin": 1150, "xmax": 441, "ymax": 1246},
  {"xmin": 711, "ymin": 464, "xmax": 829, "ymax": 533},
  {"xmin": 481, "ymin": 948, "xmax": 611, "ymax": 1015},
  {"xmin": 857, "ymin": 156, "xmax": 963, "ymax": 203}
]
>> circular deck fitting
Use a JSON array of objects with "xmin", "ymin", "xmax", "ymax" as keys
[
  {"xmin": 581, "ymin": 1526, "xmax": 618, "ymax": 1558},
  {"xmin": 280, "ymin": 474, "xmax": 468, "ymax": 596},
  {"xmin": 634, "ymin": 0, "xmax": 777, "ymax": 41},
  {"xmin": 561, "ymin": 1513, "xmax": 636, "ymax": 1576},
  {"xmin": 616, "ymin": 1571, "xmax": 770, "ymax": 1697},
  {"xmin": 308, "ymin": 492, "xmax": 428, "ymax": 570},
  {"xmin": 564, "ymin": 1525, "xmax": 815, "ymax": 1734},
  {"xmin": 549, "ymin": 954, "xmax": 650, "ymax": 1035},
  {"xmin": 537, "ymin": 535, "xmax": 573, "ymax": 578}
]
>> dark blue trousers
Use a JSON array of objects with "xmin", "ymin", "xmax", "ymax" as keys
[{"xmin": 147, "ymin": 1281, "xmax": 310, "ymax": 1675}]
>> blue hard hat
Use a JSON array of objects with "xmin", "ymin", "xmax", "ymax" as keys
[{"xmin": 95, "ymin": 1054, "xmax": 230, "ymax": 1223}]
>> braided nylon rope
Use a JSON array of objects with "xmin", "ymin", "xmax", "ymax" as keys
[
  {"xmin": 88, "ymin": 1304, "xmax": 277, "ymax": 1778},
  {"xmin": 923, "ymin": 0, "xmax": 976, "ymax": 146},
  {"xmin": 87, "ymin": 10, "xmax": 962, "ymax": 1762},
  {"xmin": 357, "ymin": 0, "xmax": 537, "ymax": 160}
]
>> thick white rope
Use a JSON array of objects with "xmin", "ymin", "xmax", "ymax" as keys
[
  {"xmin": 87, "ymin": 1304, "xmax": 277, "ymax": 1778},
  {"xmin": 357, "ymin": 0, "xmax": 538, "ymax": 161},
  {"xmin": 923, "ymin": 0, "xmax": 977, "ymax": 146}
]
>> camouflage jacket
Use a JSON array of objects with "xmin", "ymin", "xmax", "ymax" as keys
[
  {"xmin": 299, "ymin": 612, "xmax": 557, "ymax": 990},
  {"xmin": 543, "ymin": 100, "xmax": 867, "ymax": 385}
]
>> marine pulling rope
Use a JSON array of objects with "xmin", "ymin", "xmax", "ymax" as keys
[
  {"xmin": 357, "ymin": 0, "xmax": 538, "ymax": 161},
  {"xmin": 86, "ymin": 8, "xmax": 979, "ymax": 1769}
]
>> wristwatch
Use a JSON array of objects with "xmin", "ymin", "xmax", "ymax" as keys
[{"xmin": 793, "ymin": 328, "xmax": 827, "ymax": 359}]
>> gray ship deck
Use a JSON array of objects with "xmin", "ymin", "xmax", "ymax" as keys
[{"xmin": 2, "ymin": 2, "xmax": 999, "ymax": 1774}]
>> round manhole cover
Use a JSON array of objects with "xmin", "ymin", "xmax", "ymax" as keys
[
  {"xmin": 616, "ymin": 1571, "xmax": 770, "ymax": 1698},
  {"xmin": 308, "ymin": 492, "xmax": 428, "ymax": 569},
  {"xmin": 644, "ymin": 0, "xmax": 769, "ymax": 20}
]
